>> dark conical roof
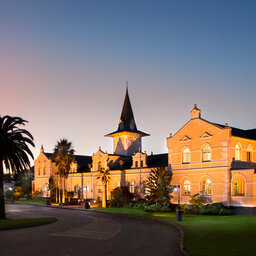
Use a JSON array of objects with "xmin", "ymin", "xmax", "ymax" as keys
[
  {"xmin": 105, "ymin": 88, "xmax": 149, "ymax": 137},
  {"xmin": 118, "ymin": 87, "xmax": 137, "ymax": 131}
]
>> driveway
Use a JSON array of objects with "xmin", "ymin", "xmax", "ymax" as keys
[{"xmin": 0, "ymin": 204, "xmax": 183, "ymax": 256}]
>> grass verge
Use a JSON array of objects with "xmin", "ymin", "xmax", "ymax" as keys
[
  {"xmin": 5, "ymin": 198, "xmax": 46, "ymax": 205},
  {"xmin": 95, "ymin": 207, "xmax": 256, "ymax": 256},
  {"xmin": 0, "ymin": 217, "xmax": 56, "ymax": 230}
]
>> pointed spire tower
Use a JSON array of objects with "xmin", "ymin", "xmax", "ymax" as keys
[{"xmin": 105, "ymin": 87, "xmax": 149, "ymax": 156}]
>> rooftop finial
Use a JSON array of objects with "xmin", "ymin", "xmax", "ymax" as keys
[
  {"xmin": 40, "ymin": 145, "xmax": 44, "ymax": 153},
  {"xmin": 126, "ymin": 81, "xmax": 128, "ymax": 91}
]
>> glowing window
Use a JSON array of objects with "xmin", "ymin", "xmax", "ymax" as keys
[
  {"xmin": 183, "ymin": 180, "xmax": 191, "ymax": 195},
  {"xmin": 235, "ymin": 144, "xmax": 241, "ymax": 161},
  {"xmin": 247, "ymin": 145, "xmax": 253, "ymax": 162},
  {"xmin": 97, "ymin": 161, "xmax": 102, "ymax": 171},
  {"xmin": 183, "ymin": 148, "xmax": 191, "ymax": 164},
  {"xmin": 202, "ymin": 178, "xmax": 212, "ymax": 195},
  {"xmin": 129, "ymin": 181, "xmax": 135, "ymax": 193},
  {"xmin": 233, "ymin": 178, "xmax": 245, "ymax": 196},
  {"xmin": 202, "ymin": 144, "xmax": 211, "ymax": 162}
]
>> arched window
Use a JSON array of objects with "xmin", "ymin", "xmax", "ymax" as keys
[
  {"xmin": 129, "ymin": 181, "xmax": 135, "ymax": 193},
  {"xmin": 38, "ymin": 167, "xmax": 41, "ymax": 176},
  {"xmin": 202, "ymin": 178, "xmax": 212, "ymax": 195},
  {"xmin": 233, "ymin": 177, "xmax": 245, "ymax": 196},
  {"xmin": 43, "ymin": 167, "xmax": 46, "ymax": 175},
  {"xmin": 183, "ymin": 179, "xmax": 191, "ymax": 195},
  {"xmin": 183, "ymin": 148, "xmax": 191, "ymax": 164},
  {"xmin": 235, "ymin": 143, "xmax": 241, "ymax": 161},
  {"xmin": 247, "ymin": 145, "xmax": 253, "ymax": 162},
  {"xmin": 202, "ymin": 144, "xmax": 211, "ymax": 162},
  {"xmin": 97, "ymin": 161, "xmax": 102, "ymax": 171}
]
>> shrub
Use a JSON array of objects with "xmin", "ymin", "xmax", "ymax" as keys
[
  {"xmin": 13, "ymin": 186, "xmax": 23, "ymax": 199},
  {"xmin": 110, "ymin": 186, "xmax": 133, "ymax": 207},
  {"xmin": 200, "ymin": 203, "xmax": 232, "ymax": 215},
  {"xmin": 144, "ymin": 204, "xmax": 170, "ymax": 212},
  {"xmin": 180, "ymin": 204, "xmax": 193, "ymax": 214},
  {"xmin": 189, "ymin": 194, "xmax": 205, "ymax": 212},
  {"xmin": 5, "ymin": 190, "xmax": 14, "ymax": 200}
]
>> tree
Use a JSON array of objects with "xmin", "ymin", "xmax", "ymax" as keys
[
  {"xmin": 0, "ymin": 115, "xmax": 34, "ymax": 219},
  {"xmin": 97, "ymin": 168, "xmax": 110, "ymax": 208},
  {"xmin": 146, "ymin": 167, "xmax": 172, "ymax": 206},
  {"xmin": 52, "ymin": 139, "xmax": 74, "ymax": 204}
]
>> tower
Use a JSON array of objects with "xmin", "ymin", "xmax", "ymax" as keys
[{"xmin": 105, "ymin": 87, "xmax": 149, "ymax": 156}]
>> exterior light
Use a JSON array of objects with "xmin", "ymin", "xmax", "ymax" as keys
[{"xmin": 8, "ymin": 187, "xmax": 13, "ymax": 191}]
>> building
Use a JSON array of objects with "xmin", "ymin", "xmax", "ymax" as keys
[
  {"xmin": 33, "ymin": 90, "xmax": 256, "ymax": 213},
  {"xmin": 32, "ymin": 88, "xmax": 168, "ymax": 200},
  {"xmin": 168, "ymin": 104, "xmax": 256, "ymax": 213}
]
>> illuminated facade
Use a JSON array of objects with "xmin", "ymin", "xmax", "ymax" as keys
[
  {"xmin": 33, "ymin": 91, "xmax": 256, "ymax": 212},
  {"xmin": 168, "ymin": 104, "xmax": 256, "ymax": 212}
]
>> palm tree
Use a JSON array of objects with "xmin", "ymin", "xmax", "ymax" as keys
[
  {"xmin": 0, "ymin": 115, "xmax": 34, "ymax": 219},
  {"xmin": 97, "ymin": 168, "xmax": 110, "ymax": 208},
  {"xmin": 52, "ymin": 139, "xmax": 74, "ymax": 204},
  {"xmin": 146, "ymin": 167, "xmax": 172, "ymax": 206}
]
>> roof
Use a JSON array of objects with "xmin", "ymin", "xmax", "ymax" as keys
[
  {"xmin": 212, "ymin": 123, "xmax": 256, "ymax": 140},
  {"xmin": 43, "ymin": 152, "xmax": 92, "ymax": 173},
  {"xmin": 105, "ymin": 88, "xmax": 149, "ymax": 137},
  {"xmin": 146, "ymin": 153, "xmax": 168, "ymax": 168}
]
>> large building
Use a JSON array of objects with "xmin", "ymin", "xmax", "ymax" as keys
[
  {"xmin": 33, "ymin": 90, "xmax": 256, "ymax": 213},
  {"xmin": 33, "ymin": 88, "xmax": 167, "ymax": 200}
]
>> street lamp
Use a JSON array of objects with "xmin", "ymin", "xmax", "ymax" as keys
[{"xmin": 174, "ymin": 185, "xmax": 182, "ymax": 222}]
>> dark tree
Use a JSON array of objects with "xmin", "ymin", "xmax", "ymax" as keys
[
  {"xmin": 0, "ymin": 116, "xmax": 34, "ymax": 219},
  {"xmin": 146, "ymin": 167, "xmax": 172, "ymax": 206}
]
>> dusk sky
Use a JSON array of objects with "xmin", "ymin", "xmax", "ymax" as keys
[{"xmin": 1, "ymin": 0, "xmax": 256, "ymax": 163}]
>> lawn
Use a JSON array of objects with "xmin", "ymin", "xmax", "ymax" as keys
[
  {"xmin": 5, "ymin": 198, "xmax": 46, "ymax": 205},
  {"xmin": 95, "ymin": 207, "xmax": 256, "ymax": 256},
  {"xmin": 0, "ymin": 217, "xmax": 56, "ymax": 230}
]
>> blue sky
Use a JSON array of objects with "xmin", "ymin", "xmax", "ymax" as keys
[{"xmin": 1, "ymin": 0, "xmax": 256, "ymax": 160}]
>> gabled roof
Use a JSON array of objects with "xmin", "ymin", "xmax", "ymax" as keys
[
  {"xmin": 212, "ymin": 123, "xmax": 256, "ymax": 140},
  {"xmin": 105, "ymin": 88, "xmax": 149, "ymax": 137}
]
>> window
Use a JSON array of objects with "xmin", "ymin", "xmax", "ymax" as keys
[
  {"xmin": 202, "ymin": 178, "xmax": 212, "ymax": 195},
  {"xmin": 183, "ymin": 148, "xmax": 191, "ymax": 164},
  {"xmin": 43, "ymin": 167, "xmax": 46, "ymax": 175},
  {"xmin": 183, "ymin": 179, "xmax": 191, "ymax": 195},
  {"xmin": 235, "ymin": 143, "xmax": 241, "ymax": 160},
  {"xmin": 247, "ymin": 145, "xmax": 253, "ymax": 162},
  {"xmin": 129, "ymin": 181, "xmax": 135, "ymax": 193},
  {"xmin": 38, "ymin": 167, "xmax": 41, "ymax": 176},
  {"xmin": 233, "ymin": 177, "xmax": 245, "ymax": 196},
  {"xmin": 97, "ymin": 161, "xmax": 102, "ymax": 171},
  {"xmin": 135, "ymin": 161, "xmax": 138, "ymax": 168},
  {"xmin": 141, "ymin": 160, "xmax": 143, "ymax": 167},
  {"xmin": 202, "ymin": 144, "xmax": 211, "ymax": 162}
]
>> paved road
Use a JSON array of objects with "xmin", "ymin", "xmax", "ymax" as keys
[{"xmin": 0, "ymin": 205, "xmax": 183, "ymax": 256}]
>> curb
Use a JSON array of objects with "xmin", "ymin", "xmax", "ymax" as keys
[
  {"xmin": 89, "ymin": 210, "xmax": 190, "ymax": 256},
  {"xmin": 0, "ymin": 217, "xmax": 57, "ymax": 231}
]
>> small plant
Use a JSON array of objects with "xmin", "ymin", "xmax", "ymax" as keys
[
  {"xmin": 200, "ymin": 203, "xmax": 232, "ymax": 215},
  {"xmin": 189, "ymin": 194, "xmax": 205, "ymax": 212},
  {"xmin": 110, "ymin": 186, "xmax": 132, "ymax": 207},
  {"xmin": 144, "ymin": 204, "xmax": 170, "ymax": 212}
]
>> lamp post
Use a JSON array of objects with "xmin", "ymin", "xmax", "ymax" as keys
[{"xmin": 174, "ymin": 184, "xmax": 182, "ymax": 222}]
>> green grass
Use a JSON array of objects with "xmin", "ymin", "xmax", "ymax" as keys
[
  {"xmin": 95, "ymin": 207, "xmax": 256, "ymax": 256},
  {"xmin": 5, "ymin": 198, "xmax": 46, "ymax": 205},
  {"xmin": 0, "ymin": 217, "xmax": 56, "ymax": 230}
]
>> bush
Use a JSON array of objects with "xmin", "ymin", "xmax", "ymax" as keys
[
  {"xmin": 189, "ymin": 194, "xmax": 206, "ymax": 212},
  {"xmin": 144, "ymin": 204, "xmax": 170, "ymax": 212},
  {"xmin": 200, "ymin": 203, "xmax": 232, "ymax": 215},
  {"xmin": 180, "ymin": 204, "xmax": 193, "ymax": 214},
  {"xmin": 110, "ymin": 186, "xmax": 133, "ymax": 207},
  {"xmin": 5, "ymin": 190, "xmax": 14, "ymax": 200}
]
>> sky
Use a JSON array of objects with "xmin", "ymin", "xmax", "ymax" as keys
[{"xmin": 1, "ymin": 0, "xmax": 256, "ymax": 163}]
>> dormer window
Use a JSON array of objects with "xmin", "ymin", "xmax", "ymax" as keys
[
  {"xmin": 135, "ymin": 161, "xmax": 138, "ymax": 168},
  {"xmin": 247, "ymin": 145, "xmax": 253, "ymax": 162},
  {"xmin": 97, "ymin": 161, "xmax": 102, "ymax": 171}
]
